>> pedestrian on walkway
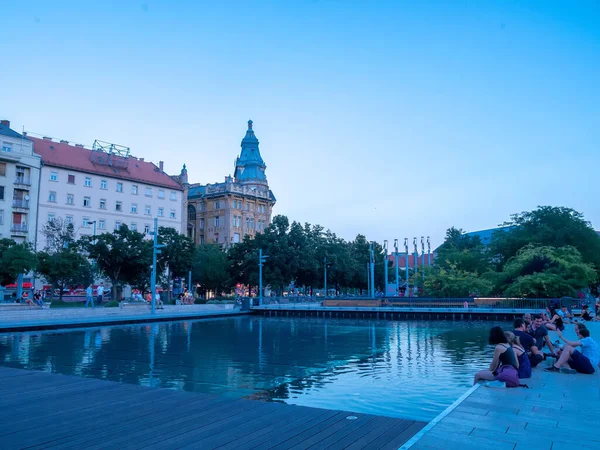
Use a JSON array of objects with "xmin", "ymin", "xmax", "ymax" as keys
[
  {"xmin": 85, "ymin": 284, "xmax": 94, "ymax": 308},
  {"xmin": 97, "ymin": 282, "xmax": 104, "ymax": 306}
]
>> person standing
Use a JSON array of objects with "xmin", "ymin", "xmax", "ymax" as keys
[
  {"xmin": 85, "ymin": 284, "xmax": 94, "ymax": 308},
  {"xmin": 96, "ymin": 282, "xmax": 104, "ymax": 306}
]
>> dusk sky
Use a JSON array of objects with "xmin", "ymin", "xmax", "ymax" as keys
[{"xmin": 4, "ymin": 1, "xmax": 599, "ymax": 248}]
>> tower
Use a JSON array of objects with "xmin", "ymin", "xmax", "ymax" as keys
[{"xmin": 233, "ymin": 120, "xmax": 268, "ymax": 187}]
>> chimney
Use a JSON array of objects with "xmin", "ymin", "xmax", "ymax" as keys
[
  {"xmin": 60, "ymin": 140, "xmax": 69, "ymax": 144},
  {"xmin": 43, "ymin": 136, "xmax": 52, "ymax": 140},
  {"xmin": 159, "ymin": 161, "xmax": 164, "ymax": 172},
  {"xmin": 75, "ymin": 144, "xmax": 84, "ymax": 148},
  {"xmin": 0, "ymin": 120, "xmax": 9, "ymax": 127},
  {"xmin": 139, "ymin": 158, "xmax": 144, "ymax": 162}
]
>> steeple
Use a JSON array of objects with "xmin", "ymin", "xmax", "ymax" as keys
[{"xmin": 234, "ymin": 120, "xmax": 268, "ymax": 186}]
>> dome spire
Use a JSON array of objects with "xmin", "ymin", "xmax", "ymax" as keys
[{"xmin": 234, "ymin": 120, "xmax": 267, "ymax": 185}]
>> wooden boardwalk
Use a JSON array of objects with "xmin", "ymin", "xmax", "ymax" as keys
[
  {"xmin": 404, "ymin": 343, "xmax": 600, "ymax": 449},
  {"xmin": 0, "ymin": 366, "xmax": 424, "ymax": 449}
]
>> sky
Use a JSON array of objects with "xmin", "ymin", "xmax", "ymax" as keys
[{"xmin": 3, "ymin": 0, "xmax": 599, "ymax": 248}]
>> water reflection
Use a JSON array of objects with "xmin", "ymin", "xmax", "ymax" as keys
[{"xmin": 0, "ymin": 317, "xmax": 503, "ymax": 421}]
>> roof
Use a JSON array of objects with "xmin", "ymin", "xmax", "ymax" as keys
[
  {"xmin": 188, "ymin": 185, "xmax": 206, "ymax": 199},
  {"xmin": 234, "ymin": 120, "xmax": 268, "ymax": 184},
  {"xmin": 465, "ymin": 226, "xmax": 513, "ymax": 245},
  {"xmin": 0, "ymin": 122, "xmax": 28, "ymax": 140},
  {"xmin": 30, "ymin": 136, "xmax": 183, "ymax": 190}
]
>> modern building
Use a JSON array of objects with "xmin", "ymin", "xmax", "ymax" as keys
[
  {"xmin": 0, "ymin": 120, "xmax": 42, "ymax": 244},
  {"xmin": 29, "ymin": 135, "xmax": 185, "ymax": 251},
  {"xmin": 186, "ymin": 120, "xmax": 276, "ymax": 247}
]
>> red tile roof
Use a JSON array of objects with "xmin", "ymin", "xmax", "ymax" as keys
[{"xmin": 30, "ymin": 136, "xmax": 182, "ymax": 190}]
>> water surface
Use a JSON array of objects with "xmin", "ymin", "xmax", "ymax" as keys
[{"xmin": 0, "ymin": 317, "xmax": 503, "ymax": 421}]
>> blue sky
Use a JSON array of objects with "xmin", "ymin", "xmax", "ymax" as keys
[{"xmin": 3, "ymin": 0, "xmax": 599, "ymax": 247}]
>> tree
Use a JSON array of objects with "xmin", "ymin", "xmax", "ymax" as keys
[
  {"xmin": 423, "ymin": 264, "xmax": 494, "ymax": 298},
  {"xmin": 193, "ymin": 244, "xmax": 230, "ymax": 296},
  {"xmin": 157, "ymin": 226, "xmax": 195, "ymax": 300},
  {"xmin": 490, "ymin": 206, "xmax": 600, "ymax": 271},
  {"xmin": 84, "ymin": 224, "xmax": 153, "ymax": 300},
  {"xmin": 502, "ymin": 245, "xmax": 597, "ymax": 298},
  {"xmin": 0, "ymin": 239, "xmax": 36, "ymax": 287},
  {"xmin": 435, "ymin": 227, "xmax": 491, "ymax": 274}
]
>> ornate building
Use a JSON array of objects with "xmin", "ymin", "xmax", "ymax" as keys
[{"xmin": 186, "ymin": 121, "xmax": 276, "ymax": 247}]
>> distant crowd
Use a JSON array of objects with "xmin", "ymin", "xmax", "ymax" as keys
[{"xmin": 474, "ymin": 308, "xmax": 600, "ymax": 388}]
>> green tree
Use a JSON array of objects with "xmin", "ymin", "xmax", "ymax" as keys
[
  {"xmin": 83, "ymin": 224, "xmax": 153, "ymax": 300},
  {"xmin": 435, "ymin": 227, "xmax": 491, "ymax": 273},
  {"xmin": 502, "ymin": 245, "xmax": 597, "ymax": 298},
  {"xmin": 423, "ymin": 264, "xmax": 494, "ymax": 298},
  {"xmin": 193, "ymin": 244, "xmax": 230, "ymax": 296},
  {"xmin": 0, "ymin": 239, "xmax": 37, "ymax": 287}
]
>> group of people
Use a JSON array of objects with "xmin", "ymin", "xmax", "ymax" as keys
[
  {"xmin": 24, "ymin": 290, "xmax": 46, "ymax": 308},
  {"xmin": 474, "ymin": 311, "xmax": 600, "ymax": 387},
  {"xmin": 177, "ymin": 289, "xmax": 194, "ymax": 305}
]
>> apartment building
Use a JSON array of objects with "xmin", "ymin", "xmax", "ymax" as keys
[
  {"xmin": 0, "ymin": 120, "xmax": 42, "ymax": 244},
  {"xmin": 29, "ymin": 135, "xmax": 184, "ymax": 250}
]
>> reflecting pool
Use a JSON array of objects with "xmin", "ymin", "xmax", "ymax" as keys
[{"xmin": 0, "ymin": 317, "xmax": 504, "ymax": 421}]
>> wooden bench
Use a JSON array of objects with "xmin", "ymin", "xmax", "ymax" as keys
[{"xmin": 322, "ymin": 299, "xmax": 382, "ymax": 307}]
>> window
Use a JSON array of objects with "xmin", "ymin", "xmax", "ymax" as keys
[
  {"xmin": 1, "ymin": 144, "xmax": 11, "ymax": 153},
  {"xmin": 100, "ymin": 179, "xmax": 107, "ymax": 189},
  {"xmin": 116, "ymin": 201, "xmax": 122, "ymax": 212},
  {"xmin": 67, "ymin": 194, "xmax": 74, "ymax": 205},
  {"xmin": 131, "ymin": 203, "xmax": 137, "ymax": 213},
  {"xmin": 99, "ymin": 199, "xmax": 106, "ymax": 209},
  {"xmin": 199, "ymin": 218, "xmax": 204, "ymax": 229},
  {"xmin": 82, "ymin": 217, "xmax": 90, "ymax": 227},
  {"xmin": 158, "ymin": 207, "xmax": 164, "ymax": 217},
  {"xmin": 83, "ymin": 196, "xmax": 91, "ymax": 207},
  {"xmin": 245, "ymin": 217, "xmax": 249, "ymax": 228},
  {"xmin": 0, "ymin": 210, "xmax": 3, "ymax": 225},
  {"xmin": 131, "ymin": 222, "xmax": 137, "ymax": 231},
  {"xmin": 0, "ymin": 163, "xmax": 6, "ymax": 176},
  {"xmin": 169, "ymin": 210, "xmax": 175, "ymax": 219},
  {"xmin": 84, "ymin": 177, "xmax": 92, "ymax": 187},
  {"xmin": 48, "ymin": 191, "xmax": 57, "ymax": 202},
  {"xmin": 158, "ymin": 189, "xmax": 165, "ymax": 199},
  {"xmin": 245, "ymin": 203, "xmax": 249, "ymax": 211},
  {"xmin": 170, "ymin": 191, "xmax": 177, "ymax": 201},
  {"xmin": 48, "ymin": 213, "xmax": 55, "ymax": 223},
  {"xmin": 98, "ymin": 219, "xmax": 106, "ymax": 230},
  {"xmin": 116, "ymin": 182, "xmax": 123, "ymax": 193},
  {"xmin": 199, "ymin": 202, "xmax": 205, "ymax": 211},
  {"xmin": 114, "ymin": 221, "xmax": 121, "ymax": 230},
  {"xmin": 50, "ymin": 171, "xmax": 58, "ymax": 181},
  {"xmin": 145, "ymin": 205, "xmax": 151, "ymax": 215},
  {"xmin": 215, "ymin": 216, "xmax": 220, "ymax": 227},
  {"xmin": 0, "ymin": 186, "xmax": 4, "ymax": 200},
  {"xmin": 68, "ymin": 174, "xmax": 75, "ymax": 184},
  {"xmin": 215, "ymin": 201, "xmax": 220, "ymax": 210},
  {"xmin": 144, "ymin": 224, "xmax": 150, "ymax": 234},
  {"xmin": 66, "ymin": 215, "xmax": 73, "ymax": 225},
  {"xmin": 132, "ymin": 185, "xmax": 138, "ymax": 195},
  {"xmin": 234, "ymin": 233, "xmax": 240, "ymax": 243},
  {"xmin": 145, "ymin": 187, "xmax": 152, "ymax": 196},
  {"xmin": 199, "ymin": 235, "xmax": 204, "ymax": 245}
]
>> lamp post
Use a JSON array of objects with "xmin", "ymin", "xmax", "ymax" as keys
[
  {"xmin": 394, "ymin": 239, "xmax": 399, "ymax": 295},
  {"xmin": 404, "ymin": 238, "xmax": 409, "ymax": 292},
  {"xmin": 427, "ymin": 236, "xmax": 431, "ymax": 267},
  {"xmin": 421, "ymin": 236, "xmax": 425, "ymax": 280},
  {"xmin": 369, "ymin": 242, "xmax": 375, "ymax": 298},
  {"xmin": 323, "ymin": 256, "xmax": 327, "ymax": 299},
  {"xmin": 258, "ymin": 249, "xmax": 268, "ymax": 305},
  {"xmin": 86, "ymin": 220, "xmax": 97, "ymax": 280},
  {"xmin": 366, "ymin": 262, "xmax": 370, "ymax": 296},
  {"xmin": 413, "ymin": 237, "xmax": 418, "ymax": 278},
  {"xmin": 383, "ymin": 240, "xmax": 388, "ymax": 297},
  {"xmin": 149, "ymin": 218, "xmax": 165, "ymax": 315}
]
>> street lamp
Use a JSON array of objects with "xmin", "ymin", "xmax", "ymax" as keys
[
  {"xmin": 149, "ymin": 218, "xmax": 165, "ymax": 315},
  {"xmin": 421, "ymin": 236, "xmax": 425, "ymax": 279},
  {"xmin": 404, "ymin": 238, "xmax": 409, "ymax": 291},
  {"xmin": 323, "ymin": 256, "xmax": 332, "ymax": 298},
  {"xmin": 383, "ymin": 240, "xmax": 388, "ymax": 297},
  {"xmin": 393, "ymin": 239, "xmax": 399, "ymax": 296},
  {"xmin": 369, "ymin": 242, "xmax": 375, "ymax": 298},
  {"xmin": 427, "ymin": 236, "xmax": 431, "ymax": 267},
  {"xmin": 258, "ymin": 249, "xmax": 268, "ymax": 305}
]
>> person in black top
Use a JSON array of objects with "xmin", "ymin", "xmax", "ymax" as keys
[
  {"xmin": 473, "ymin": 326, "xmax": 519, "ymax": 385},
  {"xmin": 581, "ymin": 305, "xmax": 592, "ymax": 321},
  {"xmin": 514, "ymin": 318, "xmax": 543, "ymax": 367},
  {"xmin": 529, "ymin": 315, "xmax": 557, "ymax": 356}
]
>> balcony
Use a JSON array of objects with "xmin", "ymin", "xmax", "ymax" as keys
[
  {"xmin": 10, "ymin": 223, "xmax": 28, "ymax": 234},
  {"xmin": 12, "ymin": 199, "xmax": 30, "ymax": 209},
  {"xmin": 14, "ymin": 177, "xmax": 32, "ymax": 187}
]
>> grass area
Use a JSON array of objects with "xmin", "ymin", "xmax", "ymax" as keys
[{"xmin": 49, "ymin": 299, "xmax": 118, "ymax": 308}]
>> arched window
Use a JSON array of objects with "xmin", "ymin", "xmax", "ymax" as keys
[{"xmin": 187, "ymin": 205, "xmax": 196, "ymax": 222}]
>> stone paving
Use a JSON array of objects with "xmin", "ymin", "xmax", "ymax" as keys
[{"xmin": 0, "ymin": 304, "xmax": 248, "ymax": 332}]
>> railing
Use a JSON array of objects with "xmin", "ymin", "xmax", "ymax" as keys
[
  {"xmin": 10, "ymin": 223, "xmax": 28, "ymax": 233},
  {"xmin": 14, "ymin": 177, "xmax": 31, "ymax": 186},
  {"xmin": 12, "ymin": 199, "xmax": 29, "ymax": 209}
]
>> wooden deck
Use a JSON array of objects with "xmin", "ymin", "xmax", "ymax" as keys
[
  {"xmin": 404, "ymin": 351, "xmax": 600, "ymax": 449},
  {"xmin": 0, "ymin": 366, "xmax": 424, "ymax": 449}
]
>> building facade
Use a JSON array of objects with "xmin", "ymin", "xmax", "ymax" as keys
[
  {"xmin": 30, "ymin": 135, "xmax": 184, "ymax": 251},
  {"xmin": 187, "ymin": 120, "xmax": 276, "ymax": 247},
  {"xmin": 0, "ymin": 120, "xmax": 42, "ymax": 244}
]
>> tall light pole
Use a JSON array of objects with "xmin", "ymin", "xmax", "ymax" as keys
[
  {"xmin": 404, "ymin": 238, "xmax": 409, "ymax": 292},
  {"xmin": 323, "ymin": 256, "xmax": 328, "ymax": 298},
  {"xmin": 87, "ymin": 220, "xmax": 97, "ymax": 277},
  {"xmin": 258, "ymin": 249, "xmax": 268, "ymax": 305},
  {"xmin": 383, "ymin": 240, "xmax": 388, "ymax": 297},
  {"xmin": 413, "ymin": 237, "xmax": 418, "ymax": 278},
  {"xmin": 427, "ymin": 236, "xmax": 431, "ymax": 267},
  {"xmin": 149, "ymin": 218, "xmax": 165, "ymax": 315},
  {"xmin": 394, "ymin": 239, "xmax": 399, "ymax": 295},
  {"xmin": 369, "ymin": 242, "xmax": 375, "ymax": 298},
  {"xmin": 421, "ymin": 236, "xmax": 425, "ymax": 280},
  {"xmin": 366, "ymin": 262, "xmax": 370, "ymax": 296}
]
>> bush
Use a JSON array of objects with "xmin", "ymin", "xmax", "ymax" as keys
[{"xmin": 105, "ymin": 300, "xmax": 120, "ymax": 308}]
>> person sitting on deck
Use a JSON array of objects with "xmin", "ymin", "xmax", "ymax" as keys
[
  {"xmin": 513, "ymin": 318, "xmax": 543, "ymax": 367},
  {"xmin": 545, "ymin": 310, "xmax": 565, "ymax": 332},
  {"xmin": 505, "ymin": 331, "xmax": 531, "ymax": 379},
  {"xmin": 545, "ymin": 323, "xmax": 600, "ymax": 374},
  {"xmin": 473, "ymin": 326, "xmax": 520, "ymax": 386},
  {"xmin": 529, "ymin": 315, "xmax": 557, "ymax": 358},
  {"xmin": 522, "ymin": 313, "xmax": 532, "ymax": 326},
  {"xmin": 580, "ymin": 305, "xmax": 593, "ymax": 322}
]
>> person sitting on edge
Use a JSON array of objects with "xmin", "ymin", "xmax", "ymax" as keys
[
  {"xmin": 513, "ymin": 318, "xmax": 543, "ymax": 367},
  {"xmin": 473, "ymin": 326, "xmax": 519, "ymax": 385},
  {"xmin": 557, "ymin": 306, "xmax": 573, "ymax": 324},
  {"xmin": 545, "ymin": 310, "xmax": 565, "ymax": 332},
  {"xmin": 545, "ymin": 323, "xmax": 600, "ymax": 374},
  {"xmin": 529, "ymin": 315, "xmax": 557, "ymax": 357},
  {"xmin": 505, "ymin": 331, "xmax": 531, "ymax": 379},
  {"xmin": 522, "ymin": 313, "xmax": 532, "ymax": 326},
  {"xmin": 580, "ymin": 305, "xmax": 592, "ymax": 322}
]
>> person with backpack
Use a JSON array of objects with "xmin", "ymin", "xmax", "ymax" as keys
[
  {"xmin": 473, "ymin": 326, "xmax": 520, "ymax": 387},
  {"xmin": 505, "ymin": 331, "xmax": 531, "ymax": 379}
]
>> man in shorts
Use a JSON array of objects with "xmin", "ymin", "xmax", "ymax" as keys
[{"xmin": 545, "ymin": 323, "xmax": 599, "ymax": 374}]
